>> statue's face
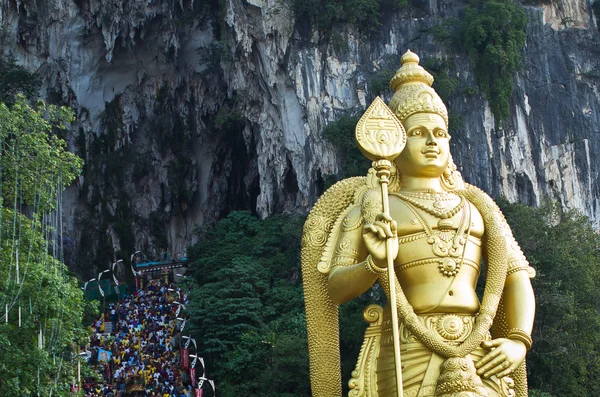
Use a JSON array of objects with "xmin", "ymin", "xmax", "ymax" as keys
[{"xmin": 395, "ymin": 113, "xmax": 449, "ymax": 178}]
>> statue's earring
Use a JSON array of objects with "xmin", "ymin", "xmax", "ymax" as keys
[{"xmin": 440, "ymin": 155, "xmax": 464, "ymax": 191}]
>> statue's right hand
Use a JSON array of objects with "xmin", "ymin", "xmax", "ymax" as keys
[{"xmin": 362, "ymin": 213, "xmax": 398, "ymax": 268}]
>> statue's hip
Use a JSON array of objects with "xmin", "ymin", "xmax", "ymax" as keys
[{"xmin": 376, "ymin": 311, "xmax": 508, "ymax": 397}]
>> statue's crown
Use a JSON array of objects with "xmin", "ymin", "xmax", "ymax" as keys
[{"xmin": 388, "ymin": 50, "xmax": 448, "ymax": 128}]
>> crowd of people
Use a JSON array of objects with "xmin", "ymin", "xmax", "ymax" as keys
[{"xmin": 80, "ymin": 280, "xmax": 196, "ymax": 397}]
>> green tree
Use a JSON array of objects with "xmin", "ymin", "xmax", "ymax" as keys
[
  {"xmin": 499, "ymin": 200, "xmax": 600, "ymax": 396},
  {"xmin": 457, "ymin": 0, "xmax": 527, "ymax": 121},
  {"xmin": 0, "ymin": 95, "xmax": 83, "ymax": 211},
  {"xmin": 0, "ymin": 56, "xmax": 41, "ymax": 106},
  {"xmin": 0, "ymin": 210, "xmax": 97, "ymax": 395},
  {"xmin": 187, "ymin": 212, "xmax": 310, "ymax": 396},
  {"xmin": 0, "ymin": 95, "xmax": 90, "ymax": 395},
  {"xmin": 187, "ymin": 211, "xmax": 383, "ymax": 396}
]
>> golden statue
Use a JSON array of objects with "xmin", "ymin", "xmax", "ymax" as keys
[{"xmin": 301, "ymin": 50, "xmax": 535, "ymax": 397}]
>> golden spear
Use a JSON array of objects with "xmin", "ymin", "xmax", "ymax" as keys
[{"xmin": 355, "ymin": 96, "xmax": 407, "ymax": 397}]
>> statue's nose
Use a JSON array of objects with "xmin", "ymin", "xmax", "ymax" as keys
[{"xmin": 425, "ymin": 130, "xmax": 438, "ymax": 145}]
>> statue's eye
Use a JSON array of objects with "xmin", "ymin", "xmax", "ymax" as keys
[
  {"xmin": 410, "ymin": 129, "xmax": 422, "ymax": 136},
  {"xmin": 435, "ymin": 130, "xmax": 448, "ymax": 138}
]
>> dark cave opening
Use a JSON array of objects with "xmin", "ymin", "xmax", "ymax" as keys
[
  {"xmin": 515, "ymin": 173, "xmax": 536, "ymax": 207},
  {"xmin": 217, "ymin": 120, "xmax": 260, "ymax": 218}
]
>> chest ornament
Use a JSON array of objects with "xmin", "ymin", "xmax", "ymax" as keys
[{"xmin": 397, "ymin": 192, "xmax": 472, "ymax": 277}]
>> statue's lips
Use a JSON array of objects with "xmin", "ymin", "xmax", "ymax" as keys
[{"xmin": 422, "ymin": 149, "xmax": 440, "ymax": 158}]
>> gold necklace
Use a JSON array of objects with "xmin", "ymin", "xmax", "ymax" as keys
[
  {"xmin": 400, "ymin": 191, "xmax": 457, "ymax": 213},
  {"xmin": 401, "ymin": 200, "xmax": 471, "ymax": 277},
  {"xmin": 396, "ymin": 192, "xmax": 465, "ymax": 219},
  {"xmin": 399, "ymin": 191, "xmax": 456, "ymax": 201}
]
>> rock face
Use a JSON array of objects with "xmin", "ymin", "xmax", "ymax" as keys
[{"xmin": 1, "ymin": 0, "xmax": 598, "ymax": 275}]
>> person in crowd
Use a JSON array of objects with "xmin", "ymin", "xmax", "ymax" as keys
[{"xmin": 82, "ymin": 280, "xmax": 192, "ymax": 397}]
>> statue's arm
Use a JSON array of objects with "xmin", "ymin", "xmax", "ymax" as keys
[
  {"xmin": 503, "ymin": 270, "xmax": 535, "ymax": 334},
  {"xmin": 503, "ymin": 235, "xmax": 536, "ymax": 336},
  {"xmin": 327, "ymin": 208, "xmax": 376, "ymax": 305},
  {"xmin": 477, "ymin": 268, "xmax": 535, "ymax": 379},
  {"xmin": 476, "ymin": 231, "xmax": 536, "ymax": 378}
]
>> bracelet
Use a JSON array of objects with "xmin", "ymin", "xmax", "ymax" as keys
[
  {"xmin": 507, "ymin": 328, "xmax": 533, "ymax": 351},
  {"xmin": 364, "ymin": 255, "xmax": 387, "ymax": 276}
]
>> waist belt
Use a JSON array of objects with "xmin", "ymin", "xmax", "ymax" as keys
[{"xmin": 381, "ymin": 313, "xmax": 480, "ymax": 346}]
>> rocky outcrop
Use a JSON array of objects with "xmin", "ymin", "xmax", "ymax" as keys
[{"xmin": 0, "ymin": 0, "xmax": 598, "ymax": 274}]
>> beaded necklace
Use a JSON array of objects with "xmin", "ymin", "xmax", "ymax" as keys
[
  {"xmin": 395, "ymin": 191, "xmax": 465, "ymax": 219},
  {"xmin": 395, "ymin": 193, "xmax": 471, "ymax": 277},
  {"xmin": 397, "ymin": 191, "xmax": 457, "ymax": 201}
]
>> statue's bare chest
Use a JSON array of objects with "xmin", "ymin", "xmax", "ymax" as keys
[{"xmin": 388, "ymin": 192, "xmax": 485, "ymax": 239}]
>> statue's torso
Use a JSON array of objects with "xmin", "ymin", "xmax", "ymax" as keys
[{"xmin": 388, "ymin": 193, "xmax": 485, "ymax": 315}]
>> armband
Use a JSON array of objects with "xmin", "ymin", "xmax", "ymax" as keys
[{"xmin": 507, "ymin": 260, "xmax": 528, "ymax": 275}]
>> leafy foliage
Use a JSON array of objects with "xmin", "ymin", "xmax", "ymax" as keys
[
  {"xmin": 528, "ymin": 389, "xmax": 554, "ymax": 397},
  {"xmin": 499, "ymin": 200, "xmax": 600, "ymax": 396},
  {"xmin": 370, "ymin": 68, "xmax": 396, "ymax": 96},
  {"xmin": 0, "ymin": 95, "xmax": 91, "ymax": 395},
  {"xmin": 287, "ymin": 0, "xmax": 407, "ymax": 32},
  {"xmin": 429, "ymin": 17, "xmax": 458, "ymax": 44},
  {"xmin": 186, "ymin": 211, "xmax": 382, "ymax": 396},
  {"xmin": 322, "ymin": 115, "xmax": 370, "ymax": 184},
  {"xmin": 0, "ymin": 95, "xmax": 83, "ymax": 212},
  {"xmin": 457, "ymin": 0, "xmax": 527, "ymax": 121},
  {"xmin": 0, "ymin": 208, "xmax": 97, "ymax": 395},
  {"xmin": 0, "ymin": 56, "xmax": 41, "ymax": 106},
  {"xmin": 421, "ymin": 58, "xmax": 460, "ymax": 104},
  {"xmin": 214, "ymin": 104, "xmax": 244, "ymax": 134},
  {"xmin": 187, "ymin": 212, "xmax": 309, "ymax": 396}
]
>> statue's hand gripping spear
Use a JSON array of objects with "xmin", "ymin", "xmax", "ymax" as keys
[{"xmin": 355, "ymin": 97, "xmax": 407, "ymax": 397}]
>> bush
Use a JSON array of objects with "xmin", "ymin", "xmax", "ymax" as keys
[
  {"xmin": 322, "ymin": 115, "xmax": 371, "ymax": 181},
  {"xmin": 429, "ymin": 0, "xmax": 527, "ymax": 121},
  {"xmin": 287, "ymin": 0, "xmax": 407, "ymax": 32},
  {"xmin": 370, "ymin": 68, "xmax": 396, "ymax": 96},
  {"xmin": 457, "ymin": 0, "xmax": 527, "ymax": 121},
  {"xmin": 0, "ymin": 56, "xmax": 41, "ymax": 105},
  {"xmin": 429, "ymin": 17, "xmax": 458, "ymax": 44},
  {"xmin": 421, "ymin": 57, "xmax": 460, "ymax": 103}
]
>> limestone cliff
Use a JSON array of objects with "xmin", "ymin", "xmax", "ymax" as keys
[{"xmin": 0, "ymin": 0, "xmax": 598, "ymax": 274}]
